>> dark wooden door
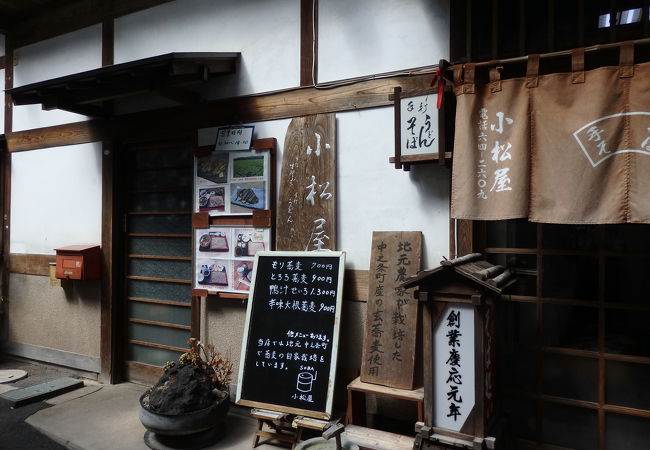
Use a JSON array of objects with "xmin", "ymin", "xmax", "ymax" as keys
[{"xmin": 120, "ymin": 137, "xmax": 194, "ymax": 383}]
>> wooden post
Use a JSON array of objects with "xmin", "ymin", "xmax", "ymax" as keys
[
  {"xmin": 99, "ymin": 18, "xmax": 117, "ymax": 384},
  {"xmin": 191, "ymin": 295, "xmax": 201, "ymax": 340},
  {"xmin": 393, "ymin": 86, "xmax": 403, "ymax": 169},
  {"xmin": 438, "ymin": 59, "xmax": 449, "ymax": 167}
]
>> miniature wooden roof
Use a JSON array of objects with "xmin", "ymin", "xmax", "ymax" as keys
[
  {"xmin": 7, "ymin": 52, "xmax": 240, "ymax": 118},
  {"xmin": 401, "ymin": 253, "xmax": 517, "ymax": 295}
]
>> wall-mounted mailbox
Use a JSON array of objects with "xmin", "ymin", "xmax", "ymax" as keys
[{"xmin": 54, "ymin": 245, "xmax": 101, "ymax": 280}]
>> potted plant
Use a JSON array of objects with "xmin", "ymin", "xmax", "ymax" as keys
[{"xmin": 139, "ymin": 338, "xmax": 233, "ymax": 447}]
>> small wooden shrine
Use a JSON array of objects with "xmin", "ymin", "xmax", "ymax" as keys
[{"xmin": 400, "ymin": 253, "xmax": 516, "ymax": 450}]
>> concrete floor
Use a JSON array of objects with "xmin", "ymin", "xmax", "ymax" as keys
[
  {"xmin": 0, "ymin": 358, "xmax": 300, "ymax": 450},
  {"xmin": 25, "ymin": 382, "xmax": 285, "ymax": 450},
  {"xmin": 0, "ymin": 358, "xmax": 413, "ymax": 450}
]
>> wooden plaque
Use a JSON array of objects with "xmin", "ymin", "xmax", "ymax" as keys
[
  {"xmin": 360, "ymin": 231, "xmax": 422, "ymax": 389},
  {"xmin": 276, "ymin": 114, "xmax": 336, "ymax": 251}
]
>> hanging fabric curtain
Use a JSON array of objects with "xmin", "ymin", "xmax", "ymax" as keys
[{"xmin": 451, "ymin": 42, "xmax": 650, "ymax": 224}]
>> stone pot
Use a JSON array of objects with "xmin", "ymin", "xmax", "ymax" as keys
[{"xmin": 139, "ymin": 390, "xmax": 229, "ymax": 436}]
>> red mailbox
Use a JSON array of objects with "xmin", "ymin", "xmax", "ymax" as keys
[{"xmin": 54, "ymin": 245, "xmax": 101, "ymax": 280}]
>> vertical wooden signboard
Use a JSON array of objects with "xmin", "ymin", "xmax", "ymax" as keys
[
  {"xmin": 277, "ymin": 114, "xmax": 336, "ymax": 251},
  {"xmin": 361, "ymin": 231, "xmax": 422, "ymax": 389}
]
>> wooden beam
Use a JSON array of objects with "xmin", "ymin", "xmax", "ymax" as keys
[
  {"xmin": 8, "ymin": 253, "xmax": 56, "ymax": 276},
  {"xmin": 11, "ymin": 0, "xmax": 176, "ymax": 48},
  {"xmin": 6, "ymin": 71, "xmax": 437, "ymax": 152},
  {"xmin": 42, "ymin": 99, "xmax": 110, "ymax": 118},
  {"xmin": 7, "ymin": 120, "xmax": 107, "ymax": 152}
]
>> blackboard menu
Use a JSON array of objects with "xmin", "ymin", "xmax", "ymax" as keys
[{"xmin": 236, "ymin": 251, "xmax": 345, "ymax": 419}]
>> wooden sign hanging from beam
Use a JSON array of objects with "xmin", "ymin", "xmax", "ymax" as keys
[{"xmin": 276, "ymin": 114, "xmax": 336, "ymax": 251}]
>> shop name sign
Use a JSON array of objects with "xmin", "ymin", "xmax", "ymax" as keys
[
  {"xmin": 433, "ymin": 303, "xmax": 475, "ymax": 432},
  {"xmin": 399, "ymin": 94, "xmax": 438, "ymax": 156},
  {"xmin": 574, "ymin": 111, "xmax": 650, "ymax": 167},
  {"xmin": 215, "ymin": 125, "xmax": 255, "ymax": 151}
]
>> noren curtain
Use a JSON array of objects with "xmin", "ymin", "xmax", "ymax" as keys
[{"xmin": 451, "ymin": 42, "xmax": 650, "ymax": 224}]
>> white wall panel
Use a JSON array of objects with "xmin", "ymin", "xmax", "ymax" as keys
[
  {"xmin": 12, "ymin": 25, "xmax": 102, "ymax": 131},
  {"xmin": 318, "ymin": 0, "xmax": 449, "ymax": 82},
  {"xmin": 10, "ymin": 143, "xmax": 103, "ymax": 254},
  {"xmin": 115, "ymin": 0, "xmax": 300, "ymax": 97},
  {"xmin": 337, "ymin": 107, "xmax": 449, "ymax": 269}
]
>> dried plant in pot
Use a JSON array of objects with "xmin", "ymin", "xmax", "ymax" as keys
[{"xmin": 139, "ymin": 339, "xmax": 233, "ymax": 447}]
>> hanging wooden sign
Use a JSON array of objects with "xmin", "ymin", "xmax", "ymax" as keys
[
  {"xmin": 360, "ymin": 231, "xmax": 422, "ymax": 389},
  {"xmin": 391, "ymin": 60, "xmax": 450, "ymax": 171},
  {"xmin": 276, "ymin": 114, "xmax": 336, "ymax": 251}
]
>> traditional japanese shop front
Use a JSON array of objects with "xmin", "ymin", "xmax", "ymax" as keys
[{"xmin": 447, "ymin": 2, "xmax": 650, "ymax": 448}]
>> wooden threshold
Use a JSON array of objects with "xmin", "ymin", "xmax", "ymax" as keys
[
  {"xmin": 129, "ymin": 339, "xmax": 187, "ymax": 353},
  {"xmin": 128, "ymin": 297, "xmax": 191, "ymax": 307},
  {"xmin": 124, "ymin": 360, "xmax": 164, "ymax": 385},
  {"xmin": 129, "ymin": 318, "xmax": 191, "ymax": 331}
]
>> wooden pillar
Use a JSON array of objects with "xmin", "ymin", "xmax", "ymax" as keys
[
  {"xmin": 99, "ymin": 20, "xmax": 117, "ymax": 383},
  {"xmin": 2, "ymin": 35, "xmax": 13, "ymax": 322},
  {"xmin": 300, "ymin": 0, "xmax": 318, "ymax": 86}
]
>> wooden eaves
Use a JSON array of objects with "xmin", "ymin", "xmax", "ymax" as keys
[
  {"xmin": 402, "ymin": 253, "xmax": 518, "ymax": 301},
  {"xmin": 6, "ymin": 52, "xmax": 240, "ymax": 118}
]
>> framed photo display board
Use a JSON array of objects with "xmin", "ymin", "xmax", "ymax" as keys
[
  {"xmin": 195, "ymin": 148, "xmax": 271, "ymax": 216},
  {"xmin": 193, "ymin": 139, "xmax": 276, "ymax": 298}
]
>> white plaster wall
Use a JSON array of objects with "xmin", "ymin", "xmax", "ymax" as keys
[
  {"xmin": 10, "ymin": 143, "xmax": 102, "ymax": 255},
  {"xmin": 338, "ymin": 107, "xmax": 449, "ymax": 269},
  {"xmin": 319, "ymin": 0, "xmax": 450, "ymax": 82},
  {"xmin": 115, "ymin": 0, "xmax": 300, "ymax": 98},
  {"xmin": 12, "ymin": 25, "xmax": 101, "ymax": 131}
]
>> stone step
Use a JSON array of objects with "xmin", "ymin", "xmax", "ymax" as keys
[{"xmin": 0, "ymin": 377, "xmax": 84, "ymax": 407}]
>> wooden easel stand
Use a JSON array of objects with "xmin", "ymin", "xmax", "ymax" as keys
[{"xmin": 251, "ymin": 408, "xmax": 340, "ymax": 450}]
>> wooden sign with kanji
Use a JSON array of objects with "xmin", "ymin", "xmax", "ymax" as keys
[{"xmin": 360, "ymin": 231, "xmax": 422, "ymax": 389}]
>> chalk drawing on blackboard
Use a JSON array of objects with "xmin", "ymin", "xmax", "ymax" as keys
[{"xmin": 296, "ymin": 371, "xmax": 317, "ymax": 393}]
